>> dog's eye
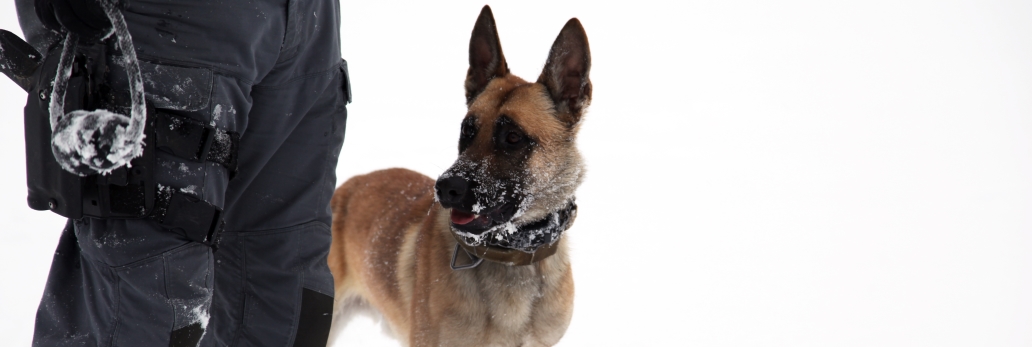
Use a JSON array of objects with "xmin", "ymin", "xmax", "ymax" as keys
[
  {"xmin": 461, "ymin": 116, "xmax": 477, "ymax": 137},
  {"xmin": 459, "ymin": 116, "xmax": 478, "ymax": 152},
  {"xmin": 506, "ymin": 131, "xmax": 523, "ymax": 144},
  {"xmin": 494, "ymin": 115, "xmax": 531, "ymax": 150}
]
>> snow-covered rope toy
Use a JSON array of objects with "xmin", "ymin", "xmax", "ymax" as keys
[{"xmin": 49, "ymin": 0, "xmax": 146, "ymax": 176}]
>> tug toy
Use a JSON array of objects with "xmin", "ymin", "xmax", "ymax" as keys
[{"xmin": 49, "ymin": 0, "xmax": 146, "ymax": 176}]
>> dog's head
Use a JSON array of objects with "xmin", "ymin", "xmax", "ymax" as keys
[{"xmin": 435, "ymin": 6, "xmax": 591, "ymax": 237}]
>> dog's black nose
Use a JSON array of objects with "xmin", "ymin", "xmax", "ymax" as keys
[{"xmin": 435, "ymin": 176, "xmax": 469, "ymax": 208}]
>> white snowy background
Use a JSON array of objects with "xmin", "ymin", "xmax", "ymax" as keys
[{"xmin": 2, "ymin": 1, "xmax": 1031, "ymax": 346}]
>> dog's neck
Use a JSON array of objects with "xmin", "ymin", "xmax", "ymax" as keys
[{"xmin": 450, "ymin": 199, "xmax": 577, "ymax": 270}]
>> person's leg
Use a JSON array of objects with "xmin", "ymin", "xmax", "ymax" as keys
[
  {"xmin": 31, "ymin": 221, "xmax": 90, "ymax": 347},
  {"xmin": 204, "ymin": 0, "xmax": 347, "ymax": 345}
]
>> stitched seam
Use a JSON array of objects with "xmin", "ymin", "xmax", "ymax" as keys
[
  {"xmin": 284, "ymin": 233, "xmax": 305, "ymax": 347},
  {"xmin": 277, "ymin": 0, "xmax": 301, "ymax": 64},
  {"xmin": 200, "ymin": 75, "xmax": 217, "ymax": 201},
  {"xmin": 232, "ymin": 235, "xmax": 250, "ymax": 347},
  {"xmin": 107, "ymin": 272, "xmax": 122, "ymax": 347},
  {"xmin": 313, "ymin": 90, "xmax": 337, "ymax": 236},
  {"xmin": 252, "ymin": 66, "xmax": 339, "ymax": 90},
  {"xmin": 224, "ymin": 220, "xmax": 329, "ymax": 236},
  {"xmin": 136, "ymin": 54, "xmax": 256, "ymax": 86},
  {"xmin": 163, "ymin": 252, "xmax": 177, "ymax": 330},
  {"xmin": 109, "ymin": 242, "xmax": 203, "ymax": 270}
]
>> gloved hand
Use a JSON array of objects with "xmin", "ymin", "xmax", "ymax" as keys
[{"xmin": 34, "ymin": 0, "xmax": 112, "ymax": 43}]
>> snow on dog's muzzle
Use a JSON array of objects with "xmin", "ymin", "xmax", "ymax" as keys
[{"xmin": 452, "ymin": 199, "xmax": 577, "ymax": 254}]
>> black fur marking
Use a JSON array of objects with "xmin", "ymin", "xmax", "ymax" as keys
[
  {"xmin": 458, "ymin": 114, "xmax": 478, "ymax": 153},
  {"xmin": 483, "ymin": 199, "xmax": 576, "ymax": 252},
  {"xmin": 493, "ymin": 115, "xmax": 535, "ymax": 152}
]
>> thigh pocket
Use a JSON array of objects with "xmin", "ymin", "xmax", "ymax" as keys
[{"xmin": 109, "ymin": 242, "xmax": 213, "ymax": 347}]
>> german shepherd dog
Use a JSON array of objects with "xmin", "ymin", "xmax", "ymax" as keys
[{"xmin": 327, "ymin": 6, "xmax": 590, "ymax": 346}]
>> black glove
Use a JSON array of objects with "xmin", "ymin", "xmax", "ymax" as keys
[{"xmin": 34, "ymin": 0, "xmax": 112, "ymax": 43}]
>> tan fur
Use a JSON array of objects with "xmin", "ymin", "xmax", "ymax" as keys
[
  {"xmin": 329, "ymin": 169, "xmax": 574, "ymax": 347},
  {"xmin": 328, "ymin": 7, "xmax": 589, "ymax": 347}
]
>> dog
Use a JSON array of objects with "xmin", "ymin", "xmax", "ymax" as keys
[{"xmin": 327, "ymin": 5, "xmax": 591, "ymax": 346}]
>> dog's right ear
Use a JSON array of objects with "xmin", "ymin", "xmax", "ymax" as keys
[{"xmin": 465, "ymin": 5, "xmax": 509, "ymax": 105}]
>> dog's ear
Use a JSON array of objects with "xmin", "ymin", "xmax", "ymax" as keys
[
  {"xmin": 465, "ymin": 5, "xmax": 509, "ymax": 105},
  {"xmin": 538, "ymin": 18, "xmax": 591, "ymax": 128}
]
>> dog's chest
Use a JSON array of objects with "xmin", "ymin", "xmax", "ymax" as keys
[
  {"xmin": 445, "ymin": 263, "xmax": 561, "ymax": 344},
  {"xmin": 477, "ymin": 265, "xmax": 543, "ymax": 324}
]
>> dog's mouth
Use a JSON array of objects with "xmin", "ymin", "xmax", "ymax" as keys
[
  {"xmin": 448, "ymin": 202, "xmax": 518, "ymax": 235},
  {"xmin": 450, "ymin": 210, "xmax": 482, "ymax": 225}
]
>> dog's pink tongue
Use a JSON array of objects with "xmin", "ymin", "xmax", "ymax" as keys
[{"xmin": 451, "ymin": 210, "xmax": 476, "ymax": 225}]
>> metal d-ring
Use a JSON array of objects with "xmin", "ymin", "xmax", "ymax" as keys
[{"xmin": 450, "ymin": 244, "xmax": 484, "ymax": 270}]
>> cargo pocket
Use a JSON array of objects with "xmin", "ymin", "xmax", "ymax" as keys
[{"xmin": 107, "ymin": 241, "xmax": 213, "ymax": 347}]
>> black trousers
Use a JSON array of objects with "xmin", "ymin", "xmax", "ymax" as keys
[{"xmin": 22, "ymin": 0, "xmax": 348, "ymax": 346}]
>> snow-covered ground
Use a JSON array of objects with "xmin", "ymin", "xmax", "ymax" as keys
[{"xmin": 3, "ymin": 1, "xmax": 1032, "ymax": 346}]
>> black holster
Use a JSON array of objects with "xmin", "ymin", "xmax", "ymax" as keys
[
  {"xmin": 24, "ymin": 41, "xmax": 158, "ymax": 219},
  {"xmin": 17, "ymin": 37, "xmax": 227, "ymax": 248}
]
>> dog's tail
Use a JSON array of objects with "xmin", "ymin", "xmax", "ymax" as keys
[{"xmin": 326, "ymin": 295, "xmax": 396, "ymax": 346}]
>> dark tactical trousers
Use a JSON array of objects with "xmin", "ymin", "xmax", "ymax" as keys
[{"xmin": 21, "ymin": 0, "xmax": 348, "ymax": 346}]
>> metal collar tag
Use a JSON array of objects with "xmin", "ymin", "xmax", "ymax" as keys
[{"xmin": 450, "ymin": 244, "xmax": 484, "ymax": 270}]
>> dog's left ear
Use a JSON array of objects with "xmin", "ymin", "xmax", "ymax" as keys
[{"xmin": 538, "ymin": 18, "xmax": 591, "ymax": 128}]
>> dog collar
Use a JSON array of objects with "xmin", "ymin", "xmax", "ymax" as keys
[{"xmin": 451, "ymin": 199, "xmax": 577, "ymax": 270}]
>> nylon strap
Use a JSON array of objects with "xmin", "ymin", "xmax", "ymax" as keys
[
  {"xmin": 149, "ymin": 184, "xmax": 224, "ymax": 250},
  {"xmin": 154, "ymin": 112, "xmax": 239, "ymax": 174},
  {"xmin": 91, "ymin": 112, "xmax": 234, "ymax": 250}
]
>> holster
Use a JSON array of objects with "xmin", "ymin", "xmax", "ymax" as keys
[{"xmin": 7, "ymin": 32, "xmax": 233, "ymax": 249}]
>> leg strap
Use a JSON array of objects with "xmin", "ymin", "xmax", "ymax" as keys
[
  {"xmin": 154, "ymin": 112, "xmax": 239, "ymax": 175},
  {"xmin": 151, "ymin": 184, "xmax": 224, "ymax": 250}
]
